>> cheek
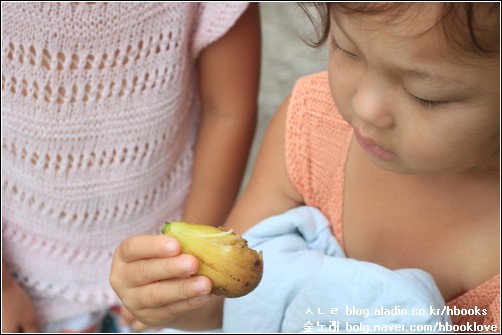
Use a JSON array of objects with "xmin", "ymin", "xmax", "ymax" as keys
[
  {"xmin": 399, "ymin": 123, "xmax": 499, "ymax": 173},
  {"xmin": 328, "ymin": 57, "xmax": 351, "ymax": 118}
]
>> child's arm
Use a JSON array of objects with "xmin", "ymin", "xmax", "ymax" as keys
[
  {"xmin": 110, "ymin": 96, "xmax": 302, "ymax": 330},
  {"xmin": 2, "ymin": 261, "xmax": 40, "ymax": 332},
  {"xmin": 182, "ymin": 3, "xmax": 261, "ymax": 227},
  {"xmin": 223, "ymin": 96, "xmax": 304, "ymax": 234}
]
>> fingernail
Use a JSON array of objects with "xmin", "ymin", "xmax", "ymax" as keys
[
  {"xmin": 164, "ymin": 239, "xmax": 178, "ymax": 254},
  {"xmin": 193, "ymin": 278, "xmax": 210, "ymax": 294},
  {"xmin": 182, "ymin": 257, "xmax": 196, "ymax": 274}
]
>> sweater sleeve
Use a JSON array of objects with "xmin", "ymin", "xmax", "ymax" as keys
[
  {"xmin": 285, "ymin": 75, "xmax": 311, "ymax": 199},
  {"xmin": 191, "ymin": 2, "xmax": 249, "ymax": 59}
]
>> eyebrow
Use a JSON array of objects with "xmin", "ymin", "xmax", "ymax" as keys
[
  {"xmin": 331, "ymin": 12, "xmax": 356, "ymax": 44},
  {"xmin": 399, "ymin": 68, "xmax": 465, "ymax": 84},
  {"xmin": 331, "ymin": 12, "xmax": 466, "ymax": 85}
]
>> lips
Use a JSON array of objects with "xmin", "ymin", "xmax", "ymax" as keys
[{"xmin": 353, "ymin": 129, "xmax": 397, "ymax": 160}]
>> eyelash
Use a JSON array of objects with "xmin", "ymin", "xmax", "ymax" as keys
[
  {"xmin": 330, "ymin": 37, "xmax": 357, "ymax": 59},
  {"xmin": 410, "ymin": 95, "xmax": 446, "ymax": 109},
  {"xmin": 330, "ymin": 36, "xmax": 448, "ymax": 109}
]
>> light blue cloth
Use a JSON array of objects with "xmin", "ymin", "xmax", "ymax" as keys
[{"xmin": 222, "ymin": 206, "xmax": 451, "ymax": 333}]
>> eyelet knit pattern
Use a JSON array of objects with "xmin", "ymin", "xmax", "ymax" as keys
[
  {"xmin": 1, "ymin": 2, "xmax": 248, "ymax": 323},
  {"xmin": 285, "ymin": 72, "xmax": 500, "ymax": 329}
]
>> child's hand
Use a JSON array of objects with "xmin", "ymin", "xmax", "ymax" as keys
[
  {"xmin": 110, "ymin": 235, "xmax": 213, "ymax": 328},
  {"xmin": 119, "ymin": 306, "xmax": 151, "ymax": 332}
]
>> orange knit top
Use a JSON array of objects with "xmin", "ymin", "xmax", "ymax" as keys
[{"xmin": 285, "ymin": 71, "xmax": 500, "ymax": 329}]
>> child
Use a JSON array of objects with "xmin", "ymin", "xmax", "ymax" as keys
[
  {"xmin": 1, "ymin": 2, "xmax": 260, "ymax": 332},
  {"xmin": 109, "ymin": 2, "xmax": 500, "ymax": 332}
]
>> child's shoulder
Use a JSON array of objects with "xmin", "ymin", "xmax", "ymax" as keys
[
  {"xmin": 292, "ymin": 71, "xmax": 330, "ymax": 96},
  {"xmin": 288, "ymin": 71, "xmax": 347, "ymax": 123}
]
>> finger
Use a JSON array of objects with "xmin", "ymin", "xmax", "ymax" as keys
[
  {"xmin": 135, "ymin": 294, "xmax": 214, "ymax": 328},
  {"xmin": 131, "ymin": 320, "xmax": 150, "ymax": 332},
  {"xmin": 126, "ymin": 254, "xmax": 199, "ymax": 287},
  {"xmin": 119, "ymin": 307, "xmax": 149, "ymax": 332},
  {"xmin": 117, "ymin": 235, "xmax": 180, "ymax": 263},
  {"xmin": 120, "ymin": 306, "xmax": 136, "ymax": 324},
  {"xmin": 130, "ymin": 276, "xmax": 212, "ymax": 310}
]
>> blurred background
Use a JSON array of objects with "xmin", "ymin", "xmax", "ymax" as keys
[{"xmin": 242, "ymin": 3, "xmax": 328, "ymax": 186}]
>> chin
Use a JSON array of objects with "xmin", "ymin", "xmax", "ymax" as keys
[
  {"xmin": 369, "ymin": 157, "xmax": 441, "ymax": 176},
  {"xmin": 367, "ymin": 155, "xmax": 411, "ymax": 174}
]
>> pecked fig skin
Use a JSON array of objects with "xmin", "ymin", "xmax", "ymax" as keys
[{"xmin": 162, "ymin": 221, "xmax": 263, "ymax": 298}]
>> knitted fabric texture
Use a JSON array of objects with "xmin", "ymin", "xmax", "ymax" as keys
[
  {"xmin": 285, "ymin": 72, "xmax": 500, "ymax": 328},
  {"xmin": 1, "ymin": 2, "xmax": 248, "ymax": 324}
]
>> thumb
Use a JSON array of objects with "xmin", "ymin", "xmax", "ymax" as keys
[
  {"xmin": 131, "ymin": 320, "xmax": 150, "ymax": 332},
  {"xmin": 120, "ymin": 306, "xmax": 150, "ymax": 332},
  {"xmin": 119, "ymin": 306, "xmax": 136, "ymax": 325}
]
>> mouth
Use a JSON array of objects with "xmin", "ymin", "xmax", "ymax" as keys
[{"xmin": 353, "ymin": 129, "xmax": 397, "ymax": 161}]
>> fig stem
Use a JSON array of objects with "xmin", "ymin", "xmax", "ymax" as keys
[{"xmin": 161, "ymin": 222, "xmax": 171, "ymax": 234}]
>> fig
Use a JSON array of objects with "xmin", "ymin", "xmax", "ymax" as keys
[{"xmin": 161, "ymin": 221, "xmax": 263, "ymax": 298}]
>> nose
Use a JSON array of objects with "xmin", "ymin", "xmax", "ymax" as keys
[{"xmin": 351, "ymin": 76, "xmax": 395, "ymax": 129}]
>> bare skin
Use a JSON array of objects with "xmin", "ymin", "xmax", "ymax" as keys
[
  {"xmin": 2, "ymin": 263, "xmax": 40, "ymax": 333},
  {"xmin": 3, "ymin": 3, "xmax": 260, "ymax": 333},
  {"xmin": 110, "ymin": 3, "xmax": 499, "ymax": 331}
]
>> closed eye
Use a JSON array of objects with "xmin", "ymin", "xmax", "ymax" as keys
[
  {"xmin": 330, "ymin": 37, "xmax": 358, "ymax": 59},
  {"xmin": 410, "ymin": 94, "xmax": 447, "ymax": 109}
]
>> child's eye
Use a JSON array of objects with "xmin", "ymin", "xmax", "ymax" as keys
[
  {"xmin": 410, "ymin": 94, "xmax": 447, "ymax": 109},
  {"xmin": 330, "ymin": 37, "xmax": 358, "ymax": 59}
]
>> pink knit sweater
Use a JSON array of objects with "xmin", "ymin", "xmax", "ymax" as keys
[
  {"xmin": 1, "ymin": 2, "xmax": 248, "ymax": 324},
  {"xmin": 285, "ymin": 72, "xmax": 500, "ymax": 329}
]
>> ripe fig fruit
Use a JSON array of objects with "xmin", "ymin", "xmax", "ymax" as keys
[{"xmin": 161, "ymin": 221, "xmax": 263, "ymax": 298}]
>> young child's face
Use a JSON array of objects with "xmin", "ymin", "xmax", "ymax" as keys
[{"xmin": 328, "ymin": 5, "xmax": 500, "ymax": 175}]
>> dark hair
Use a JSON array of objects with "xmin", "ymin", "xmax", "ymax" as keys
[{"xmin": 298, "ymin": 2, "xmax": 500, "ymax": 57}]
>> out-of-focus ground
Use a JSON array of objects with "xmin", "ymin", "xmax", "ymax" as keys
[{"xmin": 242, "ymin": 3, "xmax": 327, "ymax": 186}]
